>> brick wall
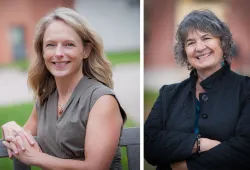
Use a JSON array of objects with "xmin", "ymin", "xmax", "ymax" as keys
[{"xmin": 0, "ymin": 0, "xmax": 73, "ymax": 64}]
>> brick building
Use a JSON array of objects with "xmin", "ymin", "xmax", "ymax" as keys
[
  {"xmin": 145, "ymin": 0, "xmax": 250, "ymax": 75},
  {"xmin": 0, "ymin": 0, "xmax": 73, "ymax": 64}
]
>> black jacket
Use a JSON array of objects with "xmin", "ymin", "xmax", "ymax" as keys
[{"xmin": 144, "ymin": 64, "xmax": 250, "ymax": 170}]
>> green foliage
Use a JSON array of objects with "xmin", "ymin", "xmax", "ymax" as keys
[{"xmin": 0, "ymin": 103, "xmax": 137, "ymax": 170}]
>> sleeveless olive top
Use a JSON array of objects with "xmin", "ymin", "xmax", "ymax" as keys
[{"xmin": 36, "ymin": 76, "xmax": 126, "ymax": 169}]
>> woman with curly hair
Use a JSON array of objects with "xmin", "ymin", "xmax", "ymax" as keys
[
  {"xmin": 2, "ymin": 7, "xmax": 126, "ymax": 170},
  {"xmin": 145, "ymin": 10, "xmax": 250, "ymax": 170}
]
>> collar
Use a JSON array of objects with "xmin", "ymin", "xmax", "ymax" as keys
[{"xmin": 190, "ymin": 61, "xmax": 231, "ymax": 92}]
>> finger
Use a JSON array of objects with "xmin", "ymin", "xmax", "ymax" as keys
[
  {"xmin": 7, "ymin": 149, "xmax": 13, "ymax": 158},
  {"xmin": 16, "ymin": 130, "xmax": 35, "ymax": 145},
  {"xmin": 15, "ymin": 136, "xmax": 25, "ymax": 151},
  {"xmin": 25, "ymin": 130, "xmax": 35, "ymax": 145},
  {"xmin": 2, "ymin": 141, "xmax": 12, "ymax": 149},
  {"xmin": 2, "ymin": 141, "xmax": 16, "ymax": 157},
  {"xmin": 24, "ymin": 131, "xmax": 35, "ymax": 145},
  {"xmin": 10, "ymin": 142, "xmax": 18, "ymax": 154},
  {"xmin": 5, "ymin": 137, "xmax": 19, "ymax": 154}
]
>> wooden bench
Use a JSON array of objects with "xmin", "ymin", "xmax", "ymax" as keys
[{"xmin": 0, "ymin": 127, "xmax": 140, "ymax": 170}]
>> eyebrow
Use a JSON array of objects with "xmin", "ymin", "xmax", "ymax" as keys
[
  {"xmin": 44, "ymin": 39, "xmax": 77, "ymax": 44},
  {"xmin": 185, "ymin": 33, "xmax": 210, "ymax": 43}
]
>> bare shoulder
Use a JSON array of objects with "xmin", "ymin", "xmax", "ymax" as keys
[{"xmin": 91, "ymin": 95, "xmax": 120, "ymax": 117}]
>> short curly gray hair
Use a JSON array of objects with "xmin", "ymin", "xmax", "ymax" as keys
[{"xmin": 174, "ymin": 9, "xmax": 233, "ymax": 70}]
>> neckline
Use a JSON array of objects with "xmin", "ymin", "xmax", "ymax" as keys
[
  {"xmin": 55, "ymin": 76, "xmax": 88, "ymax": 121},
  {"xmin": 189, "ymin": 62, "xmax": 230, "ymax": 92}
]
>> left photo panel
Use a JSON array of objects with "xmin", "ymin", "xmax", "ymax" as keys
[{"xmin": 0, "ymin": 1, "xmax": 140, "ymax": 170}]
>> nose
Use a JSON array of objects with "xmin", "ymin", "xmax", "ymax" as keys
[
  {"xmin": 55, "ymin": 45, "xmax": 63, "ymax": 57},
  {"xmin": 195, "ymin": 40, "xmax": 206, "ymax": 52}
]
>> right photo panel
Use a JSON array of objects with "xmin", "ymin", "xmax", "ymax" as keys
[{"xmin": 144, "ymin": 0, "xmax": 250, "ymax": 170}]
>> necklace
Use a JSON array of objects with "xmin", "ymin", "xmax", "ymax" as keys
[{"xmin": 58, "ymin": 104, "xmax": 65, "ymax": 116}]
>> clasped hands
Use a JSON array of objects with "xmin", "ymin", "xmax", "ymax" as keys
[{"xmin": 1, "ymin": 121, "xmax": 41, "ymax": 165}]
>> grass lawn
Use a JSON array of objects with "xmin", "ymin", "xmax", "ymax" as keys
[
  {"xmin": 0, "ymin": 50, "xmax": 140, "ymax": 71},
  {"xmin": 107, "ymin": 50, "xmax": 139, "ymax": 66},
  {"xmin": 144, "ymin": 90, "xmax": 158, "ymax": 170},
  {"xmin": 0, "ymin": 103, "xmax": 138, "ymax": 170},
  {"xmin": 144, "ymin": 90, "xmax": 158, "ymax": 120}
]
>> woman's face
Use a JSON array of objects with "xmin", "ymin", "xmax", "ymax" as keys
[
  {"xmin": 43, "ymin": 20, "xmax": 89, "ymax": 79},
  {"xmin": 184, "ymin": 30, "xmax": 223, "ymax": 72}
]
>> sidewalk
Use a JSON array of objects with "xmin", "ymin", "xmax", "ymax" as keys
[
  {"xmin": 113, "ymin": 63, "xmax": 140, "ymax": 122},
  {"xmin": 0, "ymin": 63, "xmax": 140, "ymax": 123},
  {"xmin": 144, "ymin": 67, "xmax": 189, "ymax": 91}
]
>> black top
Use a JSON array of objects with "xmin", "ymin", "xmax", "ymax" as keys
[{"xmin": 144, "ymin": 63, "xmax": 250, "ymax": 170}]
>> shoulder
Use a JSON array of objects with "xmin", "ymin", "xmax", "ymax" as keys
[
  {"xmin": 84, "ymin": 77, "xmax": 127, "ymax": 122},
  {"xmin": 80, "ymin": 77, "xmax": 115, "ymax": 108},
  {"xmin": 77, "ymin": 76, "xmax": 114, "ymax": 98},
  {"xmin": 159, "ymin": 77, "xmax": 190, "ymax": 95},
  {"xmin": 239, "ymin": 74, "xmax": 250, "ymax": 99},
  {"xmin": 228, "ymin": 70, "xmax": 250, "ymax": 88},
  {"xmin": 228, "ymin": 70, "xmax": 250, "ymax": 100}
]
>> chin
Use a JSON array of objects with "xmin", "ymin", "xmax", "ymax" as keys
[{"xmin": 50, "ymin": 71, "xmax": 70, "ymax": 78}]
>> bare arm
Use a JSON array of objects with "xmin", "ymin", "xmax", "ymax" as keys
[
  {"xmin": 6, "ymin": 95, "xmax": 123, "ymax": 170},
  {"xmin": 23, "ymin": 105, "xmax": 38, "ymax": 136}
]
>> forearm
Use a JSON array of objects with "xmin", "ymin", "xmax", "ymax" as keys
[
  {"xmin": 35, "ymin": 152, "xmax": 101, "ymax": 170},
  {"xmin": 144, "ymin": 130, "xmax": 197, "ymax": 165},
  {"xmin": 186, "ymin": 137, "xmax": 250, "ymax": 170}
]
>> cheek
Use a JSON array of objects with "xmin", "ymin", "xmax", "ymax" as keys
[
  {"xmin": 185, "ymin": 48, "xmax": 194, "ymax": 61},
  {"xmin": 213, "ymin": 45, "xmax": 224, "ymax": 59},
  {"xmin": 43, "ymin": 56, "xmax": 51, "ymax": 66},
  {"xmin": 43, "ymin": 49, "xmax": 54, "ymax": 60}
]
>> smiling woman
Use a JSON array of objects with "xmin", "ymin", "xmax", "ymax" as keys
[
  {"xmin": 43, "ymin": 20, "xmax": 88, "ymax": 80},
  {"xmin": 144, "ymin": 10, "xmax": 250, "ymax": 170},
  {"xmin": 1, "ymin": 7, "xmax": 126, "ymax": 170},
  {"xmin": 184, "ymin": 30, "xmax": 224, "ymax": 75}
]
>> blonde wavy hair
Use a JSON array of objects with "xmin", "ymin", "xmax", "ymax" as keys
[{"xmin": 28, "ymin": 7, "xmax": 113, "ymax": 105}]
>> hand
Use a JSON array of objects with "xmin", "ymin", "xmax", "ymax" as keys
[
  {"xmin": 2, "ymin": 132, "xmax": 42, "ymax": 165},
  {"xmin": 200, "ymin": 138, "xmax": 221, "ymax": 152},
  {"xmin": 1, "ymin": 121, "xmax": 35, "ymax": 158},
  {"xmin": 171, "ymin": 160, "xmax": 188, "ymax": 170}
]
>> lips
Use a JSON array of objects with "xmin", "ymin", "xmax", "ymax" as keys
[
  {"xmin": 196, "ymin": 52, "xmax": 212, "ymax": 60},
  {"xmin": 52, "ymin": 61, "xmax": 70, "ymax": 64},
  {"xmin": 52, "ymin": 61, "xmax": 71, "ymax": 69}
]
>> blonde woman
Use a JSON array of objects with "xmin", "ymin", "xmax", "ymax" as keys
[{"xmin": 1, "ymin": 7, "xmax": 126, "ymax": 170}]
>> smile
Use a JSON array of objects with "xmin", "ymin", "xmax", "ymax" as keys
[
  {"xmin": 52, "ymin": 61, "xmax": 71, "ymax": 65},
  {"xmin": 51, "ymin": 61, "xmax": 71, "ymax": 69},
  {"xmin": 196, "ymin": 52, "xmax": 212, "ymax": 60}
]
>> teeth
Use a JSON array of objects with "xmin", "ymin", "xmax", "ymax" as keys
[
  {"xmin": 52, "ymin": 61, "xmax": 70, "ymax": 64},
  {"xmin": 198, "ymin": 53, "xmax": 211, "ymax": 59}
]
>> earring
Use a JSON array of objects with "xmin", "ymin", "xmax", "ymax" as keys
[{"xmin": 220, "ymin": 60, "xmax": 225, "ymax": 67}]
